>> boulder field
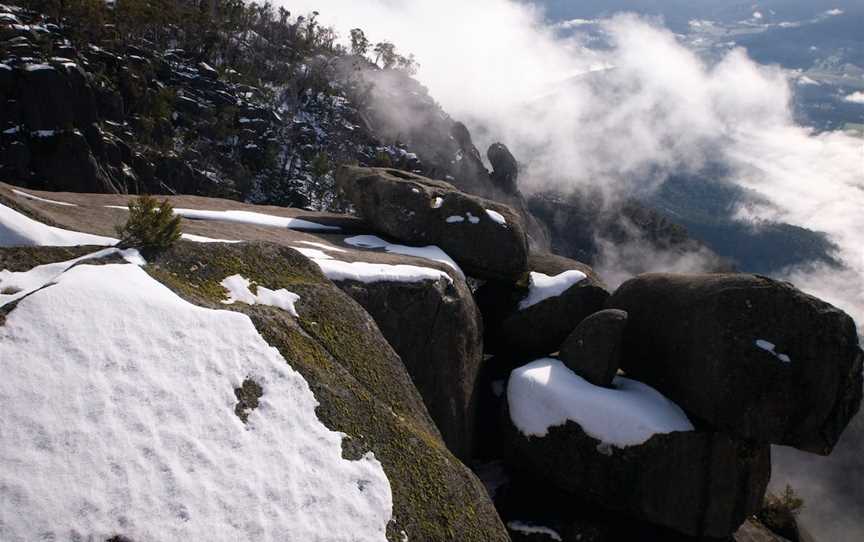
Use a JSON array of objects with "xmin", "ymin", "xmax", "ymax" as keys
[{"xmin": 1, "ymin": 169, "xmax": 862, "ymax": 541}]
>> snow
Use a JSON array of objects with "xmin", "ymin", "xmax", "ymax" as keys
[
  {"xmin": 844, "ymin": 92, "xmax": 864, "ymax": 105},
  {"xmin": 507, "ymin": 521, "xmax": 563, "ymax": 541},
  {"xmin": 797, "ymin": 76, "xmax": 820, "ymax": 86},
  {"xmin": 297, "ymin": 240, "xmax": 347, "ymax": 253},
  {"xmin": 172, "ymin": 208, "xmax": 341, "ymax": 232},
  {"xmin": 3, "ymin": 125, "xmax": 19, "ymax": 134},
  {"xmin": 180, "ymin": 233, "xmax": 242, "ymax": 244},
  {"xmin": 0, "ymin": 63, "xmax": 11, "ymax": 71},
  {"xmin": 0, "ymin": 247, "xmax": 142, "ymax": 308},
  {"xmin": 755, "ymin": 339, "xmax": 792, "ymax": 364},
  {"xmin": 308, "ymin": 255, "xmax": 451, "ymax": 285},
  {"xmin": 508, "ymin": 359, "xmax": 694, "ymax": 447},
  {"xmin": 11, "ymin": 188, "xmax": 78, "ymax": 207},
  {"xmin": 1, "ymin": 202, "xmax": 118, "ymax": 247},
  {"xmin": 445, "ymin": 215, "xmax": 465, "ymax": 224},
  {"xmin": 519, "ymin": 270, "xmax": 587, "ymax": 310},
  {"xmin": 467, "ymin": 212, "xmax": 480, "ymax": 224},
  {"xmin": 220, "ymin": 274, "xmax": 300, "ymax": 317},
  {"xmin": 24, "ymin": 63, "xmax": 54, "ymax": 71},
  {"xmin": 485, "ymin": 209, "xmax": 507, "ymax": 225},
  {"xmin": 344, "ymin": 235, "xmax": 463, "ymax": 277},
  {"xmin": 292, "ymin": 246, "xmax": 336, "ymax": 260},
  {"xmin": 0, "ymin": 263, "xmax": 392, "ymax": 541},
  {"xmin": 32, "ymin": 130, "xmax": 57, "ymax": 138},
  {"xmin": 431, "ymin": 197, "xmax": 444, "ymax": 209}
]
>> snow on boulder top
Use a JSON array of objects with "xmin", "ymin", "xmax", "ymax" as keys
[
  {"xmin": 220, "ymin": 274, "xmax": 300, "ymax": 317},
  {"xmin": 1, "ymin": 202, "xmax": 118, "ymax": 247},
  {"xmin": 0, "ymin": 263, "xmax": 392, "ymax": 541},
  {"xmin": 311, "ymin": 258, "xmax": 452, "ymax": 285},
  {"xmin": 508, "ymin": 358, "xmax": 694, "ymax": 447},
  {"xmin": 519, "ymin": 270, "xmax": 587, "ymax": 310},
  {"xmin": 485, "ymin": 209, "xmax": 507, "ymax": 226},
  {"xmin": 163, "ymin": 208, "xmax": 340, "ymax": 232},
  {"xmin": 344, "ymin": 235, "xmax": 463, "ymax": 277}
]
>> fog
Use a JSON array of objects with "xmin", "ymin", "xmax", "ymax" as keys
[{"xmin": 285, "ymin": 1, "xmax": 864, "ymax": 540}]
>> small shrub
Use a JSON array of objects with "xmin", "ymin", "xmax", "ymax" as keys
[
  {"xmin": 757, "ymin": 485, "xmax": 804, "ymax": 541},
  {"xmin": 116, "ymin": 195, "xmax": 181, "ymax": 250}
]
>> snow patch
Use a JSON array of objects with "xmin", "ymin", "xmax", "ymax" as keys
[
  {"xmin": 485, "ymin": 209, "xmax": 507, "ymax": 225},
  {"xmin": 507, "ymin": 521, "xmax": 563, "ymax": 541},
  {"xmin": 12, "ymin": 189, "xmax": 78, "ymax": 207},
  {"xmin": 431, "ymin": 197, "xmax": 444, "ymax": 209},
  {"xmin": 220, "ymin": 274, "xmax": 300, "ymax": 317},
  {"xmin": 344, "ymin": 235, "xmax": 463, "ymax": 277},
  {"xmin": 145, "ymin": 208, "xmax": 342, "ymax": 232},
  {"xmin": 311, "ymin": 259, "xmax": 451, "ymax": 284},
  {"xmin": 1, "ymin": 203, "xmax": 117, "ymax": 247},
  {"xmin": 755, "ymin": 339, "xmax": 792, "ymax": 364},
  {"xmin": 180, "ymin": 233, "xmax": 242, "ymax": 244},
  {"xmin": 508, "ymin": 358, "xmax": 694, "ymax": 447},
  {"xmin": 445, "ymin": 215, "xmax": 465, "ymax": 224},
  {"xmin": 0, "ymin": 263, "xmax": 392, "ymax": 541},
  {"xmin": 519, "ymin": 270, "xmax": 587, "ymax": 310},
  {"xmin": 844, "ymin": 92, "xmax": 864, "ymax": 105},
  {"xmin": 0, "ymin": 248, "xmax": 143, "ymax": 308},
  {"xmin": 296, "ymin": 240, "xmax": 348, "ymax": 253}
]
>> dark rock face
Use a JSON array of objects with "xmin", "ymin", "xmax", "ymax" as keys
[
  {"xmin": 336, "ymin": 166, "xmax": 529, "ymax": 280},
  {"xmin": 29, "ymin": 130, "xmax": 120, "ymax": 194},
  {"xmin": 607, "ymin": 273, "xmax": 864, "ymax": 455},
  {"xmin": 334, "ymin": 271, "xmax": 483, "ymax": 460},
  {"xmin": 20, "ymin": 63, "xmax": 97, "ymax": 131},
  {"xmin": 487, "ymin": 143, "xmax": 518, "ymax": 195},
  {"xmin": 559, "ymin": 309, "xmax": 627, "ymax": 388},
  {"xmin": 504, "ymin": 412, "xmax": 771, "ymax": 538},
  {"xmin": 476, "ymin": 251, "xmax": 609, "ymax": 359}
]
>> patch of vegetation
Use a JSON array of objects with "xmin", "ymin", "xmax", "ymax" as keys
[
  {"xmin": 757, "ymin": 485, "xmax": 804, "ymax": 542},
  {"xmin": 234, "ymin": 378, "xmax": 263, "ymax": 423},
  {"xmin": 116, "ymin": 195, "xmax": 182, "ymax": 250}
]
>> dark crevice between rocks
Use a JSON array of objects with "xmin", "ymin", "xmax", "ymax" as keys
[{"xmin": 234, "ymin": 378, "xmax": 263, "ymax": 424}]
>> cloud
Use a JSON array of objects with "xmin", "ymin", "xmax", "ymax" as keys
[
  {"xmin": 845, "ymin": 91, "xmax": 864, "ymax": 104},
  {"xmin": 285, "ymin": 0, "xmax": 864, "ymax": 329}
]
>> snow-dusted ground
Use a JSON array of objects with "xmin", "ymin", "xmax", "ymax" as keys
[
  {"xmin": 508, "ymin": 359, "xmax": 693, "ymax": 448},
  {"xmin": 172, "ymin": 208, "xmax": 340, "ymax": 232},
  {"xmin": 0, "ymin": 263, "xmax": 392, "ymax": 541},
  {"xmin": 220, "ymin": 274, "xmax": 300, "ymax": 317},
  {"xmin": 344, "ymin": 235, "xmax": 463, "ymax": 277},
  {"xmin": 1, "ymin": 203, "xmax": 117, "ymax": 246},
  {"xmin": 519, "ymin": 270, "xmax": 587, "ymax": 310}
]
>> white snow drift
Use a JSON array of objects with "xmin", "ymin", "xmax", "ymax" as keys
[
  {"xmin": 519, "ymin": 270, "xmax": 587, "ymax": 310},
  {"xmin": 173, "ymin": 208, "xmax": 340, "ymax": 232},
  {"xmin": 344, "ymin": 234, "xmax": 463, "ymax": 277},
  {"xmin": 1, "ymin": 202, "xmax": 117, "ymax": 247},
  {"xmin": 293, "ymin": 243, "xmax": 453, "ymax": 284},
  {"xmin": 508, "ymin": 358, "xmax": 693, "ymax": 448},
  {"xmin": 0, "ymin": 263, "xmax": 392, "ymax": 541}
]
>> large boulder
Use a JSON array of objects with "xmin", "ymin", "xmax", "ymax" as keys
[
  {"xmin": 505, "ymin": 359, "xmax": 770, "ymax": 538},
  {"xmin": 310, "ymin": 233, "xmax": 484, "ymax": 460},
  {"xmin": 607, "ymin": 273, "xmax": 863, "ymax": 454},
  {"xmin": 476, "ymin": 251, "xmax": 609, "ymax": 359},
  {"xmin": 19, "ymin": 62, "xmax": 97, "ymax": 131},
  {"xmin": 558, "ymin": 309, "xmax": 627, "ymax": 388},
  {"xmin": 487, "ymin": 143, "xmax": 518, "ymax": 195},
  {"xmin": 336, "ymin": 165, "xmax": 529, "ymax": 280}
]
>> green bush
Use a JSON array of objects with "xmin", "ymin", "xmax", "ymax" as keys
[
  {"xmin": 116, "ymin": 195, "xmax": 182, "ymax": 250},
  {"xmin": 757, "ymin": 484, "xmax": 804, "ymax": 541}
]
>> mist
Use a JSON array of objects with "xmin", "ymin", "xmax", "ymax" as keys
[{"xmin": 284, "ymin": 2, "xmax": 863, "ymax": 538}]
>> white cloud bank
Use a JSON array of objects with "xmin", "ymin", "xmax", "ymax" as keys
[{"xmin": 285, "ymin": 0, "xmax": 864, "ymax": 331}]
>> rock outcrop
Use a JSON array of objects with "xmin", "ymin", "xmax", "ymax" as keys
[
  {"xmin": 558, "ymin": 309, "xmax": 627, "ymax": 388},
  {"xmin": 336, "ymin": 166, "xmax": 529, "ymax": 280},
  {"xmin": 476, "ymin": 251, "xmax": 609, "ymax": 359},
  {"xmin": 607, "ymin": 273, "xmax": 864, "ymax": 454}
]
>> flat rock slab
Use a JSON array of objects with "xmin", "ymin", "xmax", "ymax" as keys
[{"xmin": 607, "ymin": 273, "xmax": 863, "ymax": 455}]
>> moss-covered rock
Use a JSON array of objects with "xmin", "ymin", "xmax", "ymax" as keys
[{"xmin": 144, "ymin": 241, "xmax": 508, "ymax": 541}]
